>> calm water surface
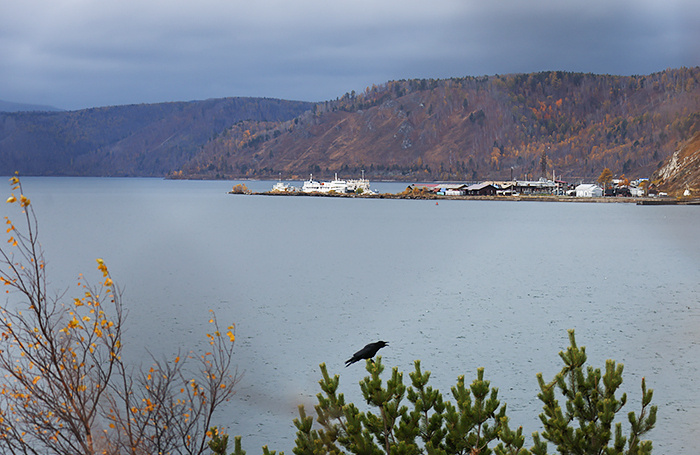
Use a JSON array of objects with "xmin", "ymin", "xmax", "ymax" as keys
[{"xmin": 5, "ymin": 177, "xmax": 700, "ymax": 454}]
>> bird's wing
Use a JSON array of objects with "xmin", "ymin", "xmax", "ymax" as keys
[
  {"xmin": 353, "ymin": 346, "xmax": 369, "ymax": 357},
  {"xmin": 345, "ymin": 345, "xmax": 370, "ymax": 366}
]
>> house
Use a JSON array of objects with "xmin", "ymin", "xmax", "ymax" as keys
[
  {"xmin": 614, "ymin": 187, "xmax": 632, "ymax": 197},
  {"xmin": 497, "ymin": 182, "xmax": 516, "ymax": 195},
  {"xmin": 466, "ymin": 183, "xmax": 497, "ymax": 196},
  {"xmin": 512, "ymin": 179, "xmax": 557, "ymax": 195},
  {"xmin": 575, "ymin": 184, "xmax": 603, "ymax": 197},
  {"xmin": 439, "ymin": 184, "xmax": 468, "ymax": 196},
  {"xmin": 630, "ymin": 186, "xmax": 645, "ymax": 197}
]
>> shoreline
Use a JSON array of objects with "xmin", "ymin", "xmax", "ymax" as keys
[{"xmin": 241, "ymin": 190, "xmax": 700, "ymax": 205}]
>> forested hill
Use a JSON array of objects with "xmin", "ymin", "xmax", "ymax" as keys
[
  {"xmin": 0, "ymin": 97, "xmax": 313, "ymax": 176},
  {"xmin": 1, "ymin": 69, "xmax": 698, "ymax": 182},
  {"xmin": 182, "ymin": 68, "xmax": 699, "ymax": 182}
]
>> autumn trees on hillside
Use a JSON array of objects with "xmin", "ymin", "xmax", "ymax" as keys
[
  {"xmin": 185, "ymin": 68, "xmax": 699, "ymax": 183},
  {"xmin": 0, "ymin": 176, "xmax": 238, "ymax": 455}
]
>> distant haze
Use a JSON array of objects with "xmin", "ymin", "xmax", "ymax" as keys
[
  {"xmin": 0, "ymin": 99, "xmax": 62, "ymax": 112},
  {"xmin": 1, "ymin": 0, "xmax": 699, "ymax": 110}
]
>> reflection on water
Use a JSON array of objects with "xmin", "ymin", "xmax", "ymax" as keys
[{"xmin": 7, "ymin": 177, "xmax": 700, "ymax": 453}]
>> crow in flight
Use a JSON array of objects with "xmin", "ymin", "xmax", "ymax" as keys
[{"xmin": 345, "ymin": 341, "xmax": 388, "ymax": 367}]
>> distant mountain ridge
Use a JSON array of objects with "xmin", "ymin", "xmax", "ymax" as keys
[
  {"xmin": 182, "ymin": 68, "xmax": 699, "ymax": 182},
  {"xmin": 1, "ymin": 68, "xmax": 698, "ymax": 182},
  {"xmin": 0, "ymin": 99, "xmax": 63, "ymax": 113},
  {"xmin": 0, "ymin": 97, "xmax": 314, "ymax": 176}
]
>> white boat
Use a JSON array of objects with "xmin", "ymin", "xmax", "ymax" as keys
[
  {"xmin": 328, "ymin": 174, "xmax": 349, "ymax": 193},
  {"xmin": 302, "ymin": 174, "xmax": 326, "ymax": 193},
  {"xmin": 271, "ymin": 181, "xmax": 290, "ymax": 192},
  {"xmin": 302, "ymin": 172, "xmax": 373, "ymax": 194},
  {"xmin": 346, "ymin": 177, "xmax": 371, "ymax": 194},
  {"xmin": 271, "ymin": 174, "xmax": 297, "ymax": 192}
]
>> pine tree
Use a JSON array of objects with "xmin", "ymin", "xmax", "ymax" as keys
[
  {"xmin": 290, "ymin": 360, "xmax": 530, "ymax": 455},
  {"xmin": 534, "ymin": 330, "xmax": 657, "ymax": 454},
  {"xmin": 211, "ymin": 331, "xmax": 656, "ymax": 455}
]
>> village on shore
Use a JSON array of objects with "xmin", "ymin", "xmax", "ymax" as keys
[{"xmin": 232, "ymin": 172, "xmax": 700, "ymax": 205}]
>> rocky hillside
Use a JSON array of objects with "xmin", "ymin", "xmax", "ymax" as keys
[
  {"xmin": 0, "ymin": 97, "xmax": 313, "ymax": 177},
  {"xmin": 183, "ymin": 68, "xmax": 699, "ymax": 182},
  {"xmin": 654, "ymin": 131, "xmax": 700, "ymax": 196}
]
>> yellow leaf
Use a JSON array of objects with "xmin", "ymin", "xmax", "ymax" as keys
[
  {"xmin": 226, "ymin": 331, "xmax": 235, "ymax": 342},
  {"xmin": 5, "ymin": 196, "xmax": 16, "ymax": 204}
]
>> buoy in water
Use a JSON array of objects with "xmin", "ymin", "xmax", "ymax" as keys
[{"xmin": 435, "ymin": 202, "xmax": 439, "ymax": 205}]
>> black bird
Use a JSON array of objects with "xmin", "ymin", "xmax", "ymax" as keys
[{"xmin": 345, "ymin": 341, "xmax": 388, "ymax": 367}]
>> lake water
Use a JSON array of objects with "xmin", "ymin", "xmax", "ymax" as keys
[{"xmin": 4, "ymin": 177, "xmax": 699, "ymax": 454}]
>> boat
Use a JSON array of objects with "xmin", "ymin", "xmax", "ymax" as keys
[
  {"xmin": 301, "ymin": 173, "xmax": 345, "ymax": 193},
  {"xmin": 301, "ymin": 174, "xmax": 326, "ymax": 193},
  {"xmin": 271, "ymin": 181, "xmax": 291, "ymax": 192},
  {"xmin": 328, "ymin": 174, "xmax": 349, "ymax": 193},
  {"xmin": 345, "ymin": 172, "xmax": 372, "ymax": 194},
  {"xmin": 271, "ymin": 174, "xmax": 297, "ymax": 192},
  {"xmin": 301, "ymin": 172, "xmax": 374, "ymax": 194}
]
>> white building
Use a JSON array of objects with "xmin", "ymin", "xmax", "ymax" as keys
[
  {"xmin": 438, "ymin": 184, "xmax": 468, "ymax": 196},
  {"xmin": 630, "ymin": 186, "xmax": 645, "ymax": 197},
  {"xmin": 575, "ymin": 184, "xmax": 603, "ymax": 197}
]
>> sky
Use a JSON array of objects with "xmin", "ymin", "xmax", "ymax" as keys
[{"xmin": 1, "ymin": 0, "xmax": 699, "ymax": 111}]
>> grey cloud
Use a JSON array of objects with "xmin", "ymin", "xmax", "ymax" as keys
[{"xmin": 1, "ymin": 0, "xmax": 698, "ymax": 110}]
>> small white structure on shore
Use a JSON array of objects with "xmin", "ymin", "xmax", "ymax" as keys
[
  {"xmin": 630, "ymin": 186, "xmax": 645, "ymax": 197},
  {"xmin": 575, "ymin": 184, "xmax": 603, "ymax": 197}
]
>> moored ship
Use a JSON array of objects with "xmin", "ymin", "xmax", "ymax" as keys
[{"xmin": 301, "ymin": 173, "xmax": 372, "ymax": 194}]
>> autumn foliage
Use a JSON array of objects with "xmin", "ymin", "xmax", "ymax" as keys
[
  {"xmin": 0, "ymin": 176, "xmax": 239, "ymax": 455},
  {"xmin": 184, "ymin": 68, "xmax": 699, "ymax": 183}
]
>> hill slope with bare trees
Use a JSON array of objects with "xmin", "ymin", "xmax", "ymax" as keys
[
  {"xmin": 183, "ymin": 68, "xmax": 699, "ymax": 182},
  {"xmin": 1, "ymin": 69, "xmax": 697, "ymax": 182},
  {"xmin": 0, "ymin": 97, "xmax": 313, "ymax": 176}
]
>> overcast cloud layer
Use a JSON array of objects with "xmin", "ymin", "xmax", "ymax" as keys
[{"xmin": 2, "ymin": 0, "xmax": 699, "ymax": 110}]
